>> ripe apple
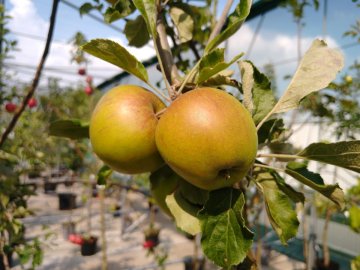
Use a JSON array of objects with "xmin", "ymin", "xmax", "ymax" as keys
[
  {"xmin": 84, "ymin": 85, "xmax": 93, "ymax": 96},
  {"xmin": 78, "ymin": 68, "xmax": 86, "ymax": 76},
  {"xmin": 155, "ymin": 87, "xmax": 258, "ymax": 190},
  {"xmin": 5, "ymin": 102, "xmax": 17, "ymax": 113},
  {"xmin": 90, "ymin": 85, "xmax": 166, "ymax": 174},
  {"xmin": 27, "ymin": 97, "xmax": 37, "ymax": 108}
]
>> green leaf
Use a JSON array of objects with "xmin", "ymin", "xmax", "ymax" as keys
[
  {"xmin": 165, "ymin": 179, "xmax": 207, "ymax": 234},
  {"xmin": 149, "ymin": 165, "xmax": 181, "ymax": 216},
  {"xmin": 197, "ymin": 49, "xmax": 243, "ymax": 84},
  {"xmin": 349, "ymin": 206, "xmax": 360, "ymax": 233},
  {"xmin": 239, "ymin": 61, "xmax": 276, "ymax": 125},
  {"xmin": 271, "ymin": 39, "xmax": 344, "ymax": 114},
  {"xmin": 199, "ymin": 188, "xmax": 253, "ymax": 268},
  {"xmin": 257, "ymin": 118, "xmax": 285, "ymax": 145},
  {"xmin": 79, "ymin": 3, "xmax": 95, "ymax": 16},
  {"xmin": 166, "ymin": 192, "xmax": 202, "ymax": 235},
  {"xmin": 298, "ymin": 141, "xmax": 360, "ymax": 173},
  {"xmin": 272, "ymin": 171, "xmax": 305, "ymax": 204},
  {"xmin": 81, "ymin": 39, "xmax": 148, "ymax": 83},
  {"xmin": 202, "ymin": 70, "xmax": 239, "ymax": 88},
  {"xmin": 0, "ymin": 194, "xmax": 9, "ymax": 207},
  {"xmin": 132, "ymin": 0, "xmax": 157, "ymax": 37},
  {"xmin": 285, "ymin": 162, "xmax": 345, "ymax": 210},
  {"xmin": 177, "ymin": 179, "xmax": 209, "ymax": 206},
  {"xmin": 205, "ymin": 0, "xmax": 252, "ymax": 54},
  {"xmin": 104, "ymin": 0, "xmax": 135, "ymax": 23},
  {"xmin": 49, "ymin": 119, "xmax": 89, "ymax": 139},
  {"xmin": 124, "ymin": 15, "xmax": 150, "ymax": 48},
  {"xmin": 256, "ymin": 171, "xmax": 299, "ymax": 244},
  {"xmin": 170, "ymin": 6, "xmax": 194, "ymax": 43},
  {"xmin": 351, "ymin": 255, "xmax": 360, "ymax": 270},
  {"xmin": 97, "ymin": 165, "xmax": 113, "ymax": 186}
]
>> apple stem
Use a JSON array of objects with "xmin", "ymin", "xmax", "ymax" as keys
[
  {"xmin": 155, "ymin": 108, "xmax": 167, "ymax": 119},
  {"xmin": 148, "ymin": 82, "xmax": 171, "ymax": 102},
  {"xmin": 176, "ymin": 60, "xmax": 201, "ymax": 95}
]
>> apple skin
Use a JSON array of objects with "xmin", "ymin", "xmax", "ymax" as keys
[
  {"xmin": 90, "ymin": 85, "xmax": 166, "ymax": 174},
  {"xmin": 78, "ymin": 68, "xmax": 86, "ymax": 76},
  {"xmin": 84, "ymin": 86, "xmax": 93, "ymax": 96},
  {"xmin": 27, "ymin": 98, "xmax": 37, "ymax": 108},
  {"xmin": 155, "ymin": 87, "xmax": 258, "ymax": 190},
  {"xmin": 5, "ymin": 102, "xmax": 17, "ymax": 113}
]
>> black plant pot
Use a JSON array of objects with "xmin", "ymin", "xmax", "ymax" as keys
[
  {"xmin": 0, "ymin": 252, "xmax": 13, "ymax": 270},
  {"xmin": 184, "ymin": 256, "xmax": 205, "ymax": 270},
  {"xmin": 314, "ymin": 259, "xmax": 340, "ymax": 270},
  {"xmin": 81, "ymin": 236, "xmax": 98, "ymax": 256},
  {"xmin": 44, "ymin": 182, "xmax": 57, "ymax": 193},
  {"xmin": 58, "ymin": 193, "xmax": 77, "ymax": 210},
  {"xmin": 145, "ymin": 234, "xmax": 160, "ymax": 247}
]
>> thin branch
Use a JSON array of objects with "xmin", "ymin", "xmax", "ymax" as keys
[
  {"xmin": 0, "ymin": 0, "xmax": 60, "ymax": 149},
  {"xmin": 208, "ymin": 0, "xmax": 234, "ymax": 44},
  {"xmin": 176, "ymin": 60, "xmax": 201, "ymax": 95},
  {"xmin": 189, "ymin": 40, "xmax": 201, "ymax": 61},
  {"xmin": 155, "ymin": 10, "xmax": 180, "ymax": 97}
]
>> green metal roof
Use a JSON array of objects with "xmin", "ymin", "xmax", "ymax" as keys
[{"xmin": 254, "ymin": 224, "xmax": 356, "ymax": 270}]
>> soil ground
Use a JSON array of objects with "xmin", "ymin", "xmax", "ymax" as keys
[{"xmin": 10, "ymin": 181, "xmax": 305, "ymax": 270}]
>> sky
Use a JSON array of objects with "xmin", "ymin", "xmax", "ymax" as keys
[{"xmin": 3, "ymin": 0, "xmax": 360, "ymax": 95}]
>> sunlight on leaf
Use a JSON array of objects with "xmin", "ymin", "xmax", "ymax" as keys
[
  {"xmin": 205, "ymin": 0, "xmax": 252, "ymax": 53},
  {"xmin": 285, "ymin": 162, "xmax": 345, "ymax": 210},
  {"xmin": 132, "ymin": 0, "xmax": 157, "ymax": 37},
  {"xmin": 298, "ymin": 141, "xmax": 360, "ymax": 173},
  {"xmin": 273, "ymin": 39, "xmax": 344, "ymax": 114},
  {"xmin": 81, "ymin": 39, "xmax": 148, "ymax": 83},
  {"xmin": 199, "ymin": 188, "xmax": 253, "ymax": 268},
  {"xmin": 256, "ymin": 171, "xmax": 299, "ymax": 244},
  {"xmin": 170, "ymin": 6, "xmax": 194, "ymax": 43}
]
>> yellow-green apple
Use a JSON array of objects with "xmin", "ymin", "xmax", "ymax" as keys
[
  {"xmin": 155, "ymin": 87, "xmax": 258, "ymax": 190},
  {"xmin": 90, "ymin": 85, "xmax": 166, "ymax": 174}
]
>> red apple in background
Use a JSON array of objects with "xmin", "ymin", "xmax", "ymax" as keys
[
  {"xmin": 28, "ymin": 98, "xmax": 37, "ymax": 108},
  {"xmin": 78, "ymin": 68, "xmax": 86, "ymax": 76},
  {"xmin": 84, "ymin": 85, "xmax": 93, "ymax": 96},
  {"xmin": 5, "ymin": 102, "xmax": 17, "ymax": 113}
]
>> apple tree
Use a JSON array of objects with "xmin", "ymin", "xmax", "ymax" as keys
[{"xmin": 51, "ymin": 0, "xmax": 359, "ymax": 269}]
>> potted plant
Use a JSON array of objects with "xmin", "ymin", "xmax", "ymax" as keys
[
  {"xmin": 58, "ymin": 192, "xmax": 77, "ymax": 210},
  {"xmin": 143, "ymin": 224, "xmax": 160, "ymax": 250},
  {"xmin": 80, "ymin": 234, "xmax": 98, "ymax": 256},
  {"xmin": 43, "ymin": 176, "xmax": 57, "ymax": 193}
]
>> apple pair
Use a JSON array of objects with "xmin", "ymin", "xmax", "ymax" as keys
[{"xmin": 89, "ymin": 85, "xmax": 258, "ymax": 191}]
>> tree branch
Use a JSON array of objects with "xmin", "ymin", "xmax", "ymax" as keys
[
  {"xmin": 155, "ymin": 10, "xmax": 180, "ymax": 92},
  {"xmin": 208, "ymin": 0, "xmax": 234, "ymax": 44},
  {"xmin": 0, "ymin": 0, "xmax": 60, "ymax": 149}
]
